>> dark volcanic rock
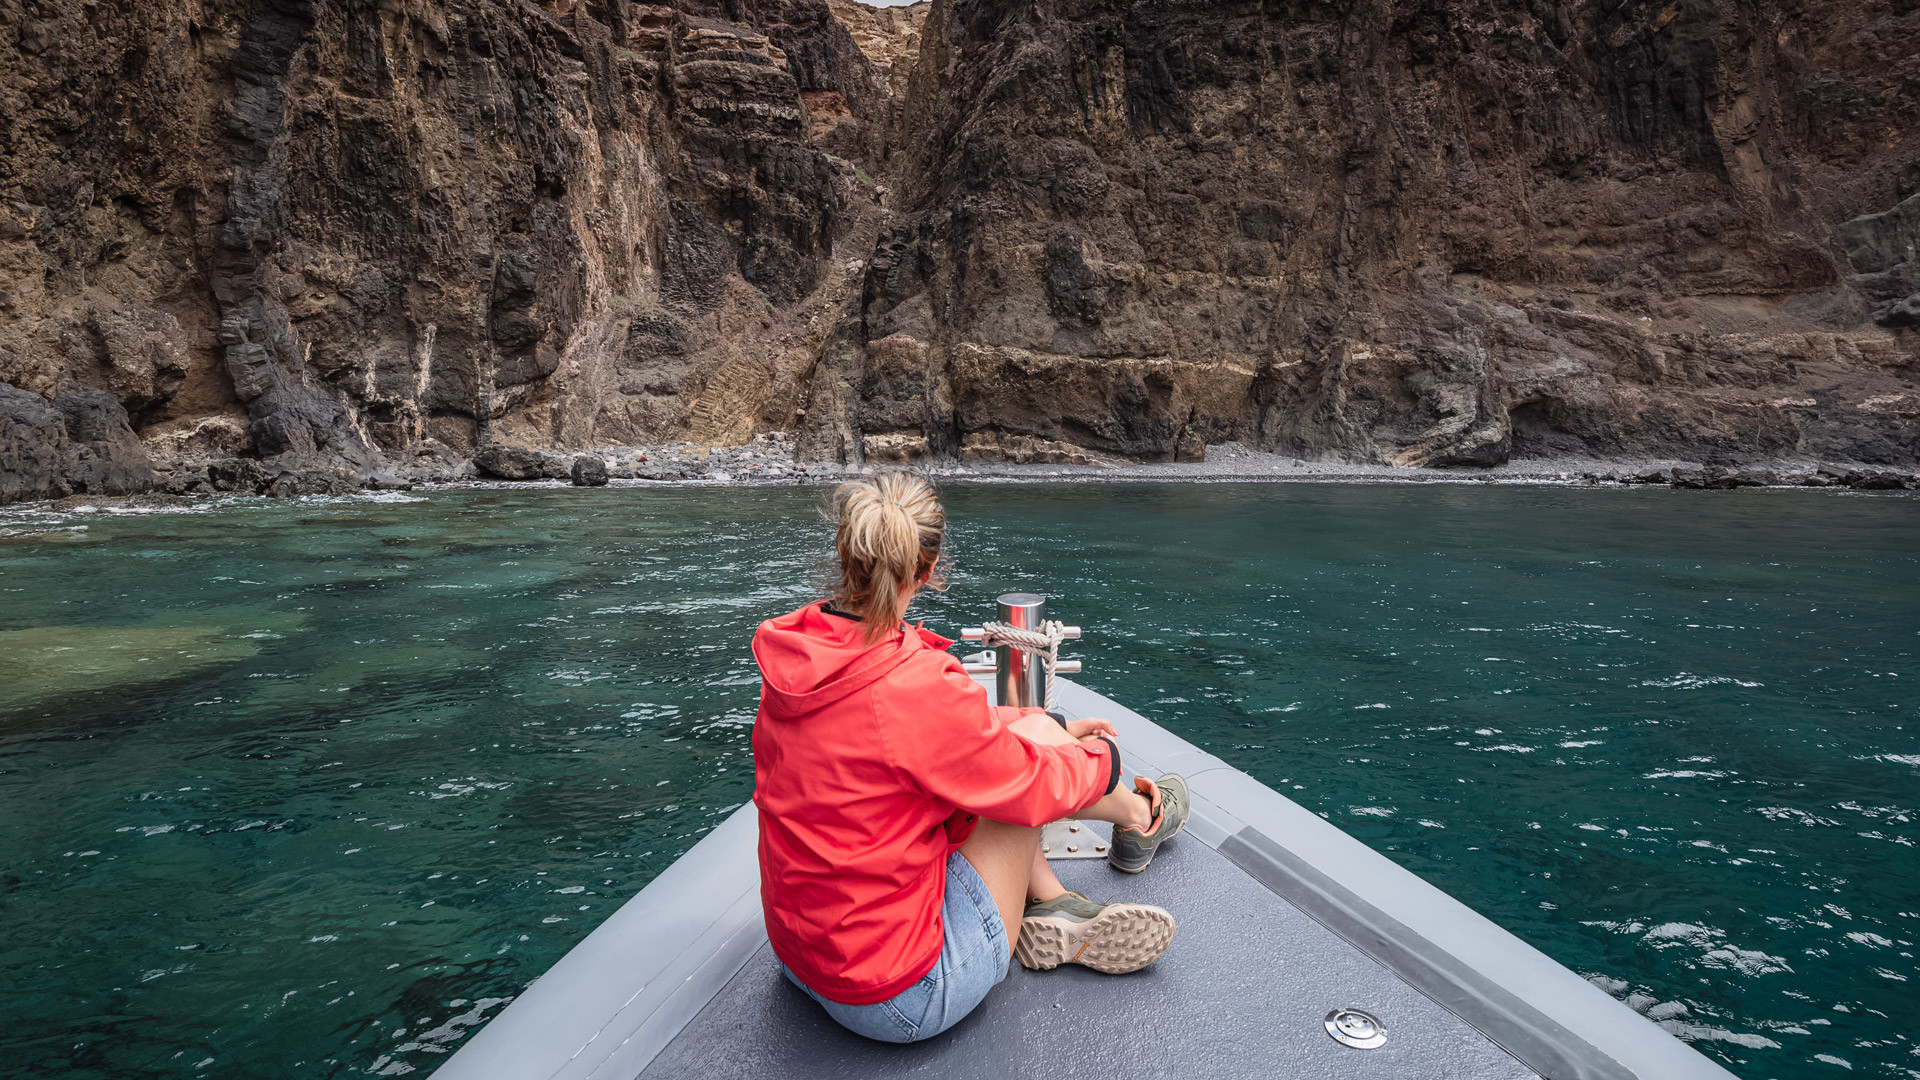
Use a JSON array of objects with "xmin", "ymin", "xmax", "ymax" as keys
[
  {"xmin": 248, "ymin": 384, "xmax": 380, "ymax": 477},
  {"xmin": 1672, "ymin": 466, "xmax": 1770, "ymax": 490},
  {"xmin": 474, "ymin": 444, "xmax": 566, "ymax": 482},
  {"xmin": 1836, "ymin": 193, "xmax": 1920, "ymax": 329},
  {"xmin": 0, "ymin": 384, "xmax": 156, "ymax": 504},
  {"xmin": 208, "ymin": 458, "xmax": 272, "ymax": 494},
  {"xmin": 52, "ymin": 389, "xmax": 158, "ymax": 496},
  {"xmin": 571, "ymin": 455, "xmax": 610, "ymax": 486},
  {"xmin": 0, "ymin": 384, "xmax": 74, "ymax": 504},
  {"xmin": 1883, "ymin": 296, "xmax": 1920, "ymax": 329},
  {"xmin": 1844, "ymin": 469, "xmax": 1916, "ymax": 490},
  {"xmin": 397, "ymin": 440, "xmax": 473, "ymax": 485},
  {"xmin": 264, "ymin": 468, "xmax": 360, "ymax": 499}
]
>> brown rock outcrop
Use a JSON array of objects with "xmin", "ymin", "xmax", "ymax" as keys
[{"xmin": 827, "ymin": 0, "xmax": 929, "ymax": 143}]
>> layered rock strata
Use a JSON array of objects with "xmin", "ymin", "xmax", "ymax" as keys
[
  {"xmin": 848, "ymin": 0, "xmax": 1920, "ymax": 468},
  {"xmin": 2, "ymin": 0, "xmax": 893, "ymax": 499},
  {"xmin": 0, "ymin": 0, "xmax": 1914, "ymax": 504}
]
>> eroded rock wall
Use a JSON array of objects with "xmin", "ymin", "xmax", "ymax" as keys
[
  {"xmin": 0, "ymin": 0, "xmax": 1915, "ymax": 503},
  {"xmin": 828, "ymin": 0, "xmax": 930, "ymax": 149},
  {"xmin": 0, "ymin": 0, "xmax": 891, "ymax": 498},
  {"xmin": 846, "ymin": 0, "xmax": 1920, "ymax": 467}
]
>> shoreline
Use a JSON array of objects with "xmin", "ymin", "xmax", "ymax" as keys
[
  {"xmin": 440, "ymin": 437, "xmax": 1917, "ymax": 492},
  {"xmin": 6, "ymin": 441, "xmax": 1917, "ymax": 520}
]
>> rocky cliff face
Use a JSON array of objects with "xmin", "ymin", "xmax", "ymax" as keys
[
  {"xmin": 828, "ymin": 0, "xmax": 929, "ymax": 146},
  {"xmin": 0, "ymin": 0, "xmax": 1914, "ymax": 502},
  {"xmin": 1, "ymin": 0, "xmax": 900, "ymax": 498},
  {"xmin": 851, "ymin": 0, "xmax": 1920, "ymax": 468}
]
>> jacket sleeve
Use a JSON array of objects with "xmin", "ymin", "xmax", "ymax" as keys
[{"xmin": 882, "ymin": 659, "xmax": 1112, "ymax": 827}]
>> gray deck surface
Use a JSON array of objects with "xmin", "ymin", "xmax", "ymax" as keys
[
  {"xmin": 638, "ymin": 821, "xmax": 1535, "ymax": 1080},
  {"xmin": 437, "ymin": 676, "xmax": 1736, "ymax": 1080}
]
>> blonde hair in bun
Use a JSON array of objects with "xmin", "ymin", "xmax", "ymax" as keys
[{"xmin": 827, "ymin": 471, "xmax": 946, "ymax": 643}]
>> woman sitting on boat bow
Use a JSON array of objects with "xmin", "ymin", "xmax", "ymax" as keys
[{"xmin": 750, "ymin": 471, "xmax": 1190, "ymax": 1043}]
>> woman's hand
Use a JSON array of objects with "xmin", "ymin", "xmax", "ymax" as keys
[{"xmin": 1064, "ymin": 715, "xmax": 1118, "ymax": 740}]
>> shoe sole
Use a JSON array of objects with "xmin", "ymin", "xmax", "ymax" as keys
[
  {"xmin": 1015, "ymin": 904, "xmax": 1177, "ymax": 974},
  {"xmin": 1107, "ymin": 813, "xmax": 1187, "ymax": 875}
]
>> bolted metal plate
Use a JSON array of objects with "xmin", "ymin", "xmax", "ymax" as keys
[
  {"xmin": 1039, "ymin": 819, "xmax": 1106, "ymax": 860},
  {"xmin": 1325, "ymin": 1008, "xmax": 1388, "ymax": 1049}
]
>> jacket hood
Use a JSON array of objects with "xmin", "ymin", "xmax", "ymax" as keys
[{"xmin": 753, "ymin": 602, "xmax": 954, "ymax": 720}]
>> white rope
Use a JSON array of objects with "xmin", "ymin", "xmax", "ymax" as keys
[{"xmin": 977, "ymin": 619, "xmax": 1068, "ymax": 710}]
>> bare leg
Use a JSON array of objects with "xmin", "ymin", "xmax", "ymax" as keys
[
  {"xmin": 960, "ymin": 712, "xmax": 1156, "ymax": 952},
  {"xmin": 956, "ymin": 819, "xmax": 1041, "ymax": 956},
  {"xmin": 1004, "ymin": 711, "xmax": 1153, "ymax": 831},
  {"xmin": 1028, "ymin": 846, "xmax": 1065, "ymax": 904}
]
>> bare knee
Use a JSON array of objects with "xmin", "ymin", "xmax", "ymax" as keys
[
  {"xmin": 1005, "ymin": 709, "xmax": 1073, "ymax": 746},
  {"xmin": 957, "ymin": 820, "xmax": 1042, "ymax": 947}
]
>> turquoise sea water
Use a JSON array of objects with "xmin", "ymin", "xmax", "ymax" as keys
[{"xmin": 0, "ymin": 482, "xmax": 1915, "ymax": 1079}]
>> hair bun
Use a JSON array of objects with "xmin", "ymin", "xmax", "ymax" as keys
[{"xmin": 826, "ymin": 472, "xmax": 947, "ymax": 644}]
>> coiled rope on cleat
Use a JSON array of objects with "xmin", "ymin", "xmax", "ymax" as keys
[{"xmin": 976, "ymin": 619, "xmax": 1069, "ymax": 709}]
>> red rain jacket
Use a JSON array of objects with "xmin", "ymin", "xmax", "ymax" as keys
[{"xmin": 750, "ymin": 601, "xmax": 1114, "ymax": 1005}]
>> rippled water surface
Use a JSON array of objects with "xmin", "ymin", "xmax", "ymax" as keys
[{"xmin": 1, "ymin": 483, "xmax": 1915, "ymax": 1079}]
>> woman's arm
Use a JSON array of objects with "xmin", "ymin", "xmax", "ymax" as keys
[
  {"xmin": 1061, "ymin": 715, "xmax": 1118, "ymax": 740},
  {"xmin": 881, "ymin": 663, "xmax": 1114, "ymax": 827}
]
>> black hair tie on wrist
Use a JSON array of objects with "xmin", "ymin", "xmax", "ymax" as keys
[
  {"xmin": 1046, "ymin": 711, "xmax": 1120, "ymax": 794},
  {"xmin": 1095, "ymin": 735, "xmax": 1122, "ymax": 795}
]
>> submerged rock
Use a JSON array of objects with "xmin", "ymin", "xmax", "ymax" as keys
[{"xmin": 0, "ymin": 625, "xmax": 257, "ymax": 710}]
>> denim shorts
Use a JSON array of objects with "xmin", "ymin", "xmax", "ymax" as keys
[{"xmin": 783, "ymin": 850, "xmax": 1010, "ymax": 1043}]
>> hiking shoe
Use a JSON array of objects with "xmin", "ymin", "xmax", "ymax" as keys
[
  {"xmin": 1015, "ymin": 892, "xmax": 1177, "ymax": 974},
  {"xmin": 1107, "ymin": 773, "xmax": 1189, "ymax": 874}
]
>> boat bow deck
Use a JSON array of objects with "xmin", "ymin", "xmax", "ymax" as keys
[{"xmin": 433, "ymin": 679, "xmax": 1737, "ymax": 1080}]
